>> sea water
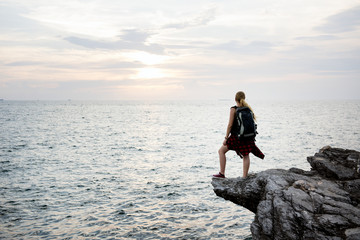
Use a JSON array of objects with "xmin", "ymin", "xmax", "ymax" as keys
[{"xmin": 1, "ymin": 100, "xmax": 359, "ymax": 239}]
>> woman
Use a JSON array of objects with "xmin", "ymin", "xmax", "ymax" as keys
[{"xmin": 213, "ymin": 91, "xmax": 264, "ymax": 178}]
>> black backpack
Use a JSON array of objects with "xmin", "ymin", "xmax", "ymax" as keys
[{"xmin": 235, "ymin": 107, "xmax": 257, "ymax": 139}]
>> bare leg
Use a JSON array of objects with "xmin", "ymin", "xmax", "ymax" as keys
[
  {"xmin": 243, "ymin": 155, "xmax": 250, "ymax": 178},
  {"xmin": 218, "ymin": 145, "xmax": 229, "ymax": 175}
]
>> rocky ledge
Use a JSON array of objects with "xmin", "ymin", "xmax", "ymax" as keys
[{"xmin": 212, "ymin": 146, "xmax": 360, "ymax": 240}]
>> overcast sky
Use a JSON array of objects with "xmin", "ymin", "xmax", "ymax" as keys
[{"xmin": 0, "ymin": 0, "xmax": 359, "ymax": 100}]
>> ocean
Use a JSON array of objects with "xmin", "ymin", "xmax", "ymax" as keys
[{"xmin": 1, "ymin": 100, "xmax": 359, "ymax": 239}]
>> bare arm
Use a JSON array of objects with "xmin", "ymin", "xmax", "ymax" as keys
[{"xmin": 223, "ymin": 107, "xmax": 236, "ymax": 144}]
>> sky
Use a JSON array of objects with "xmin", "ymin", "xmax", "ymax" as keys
[{"xmin": 0, "ymin": 0, "xmax": 359, "ymax": 101}]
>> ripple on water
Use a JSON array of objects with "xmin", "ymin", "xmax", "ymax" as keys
[{"xmin": 1, "ymin": 100, "xmax": 359, "ymax": 239}]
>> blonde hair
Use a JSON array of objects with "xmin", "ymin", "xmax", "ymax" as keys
[{"xmin": 235, "ymin": 91, "xmax": 256, "ymax": 121}]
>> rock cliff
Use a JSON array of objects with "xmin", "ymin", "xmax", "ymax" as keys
[{"xmin": 212, "ymin": 146, "xmax": 360, "ymax": 240}]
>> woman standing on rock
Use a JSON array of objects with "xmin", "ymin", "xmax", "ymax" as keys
[{"xmin": 213, "ymin": 91, "xmax": 264, "ymax": 178}]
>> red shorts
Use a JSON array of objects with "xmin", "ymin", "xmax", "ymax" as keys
[{"xmin": 226, "ymin": 135, "xmax": 265, "ymax": 159}]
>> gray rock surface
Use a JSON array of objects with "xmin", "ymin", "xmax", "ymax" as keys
[{"xmin": 212, "ymin": 146, "xmax": 360, "ymax": 240}]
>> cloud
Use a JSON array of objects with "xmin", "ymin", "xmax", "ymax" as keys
[
  {"xmin": 1, "ymin": 79, "xmax": 132, "ymax": 98},
  {"xmin": 212, "ymin": 40, "xmax": 274, "ymax": 55},
  {"xmin": 0, "ymin": 4, "xmax": 31, "ymax": 29},
  {"xmin": 315, "ymin": 5, "xmax": 360, "ymax": 33},
  {"xmin": 1, "ymin": 1, "xmax": 360, "ymax": 100},
  {"xmin": 0, "ymin": 77, "xmax": 183, "ymax": 100},
  {"xmin": 5, "ymin": 61, "xmax": 42, "ymax": 66},
  {"xmin": 163, "ymin": 6, "xmax": 217, "ymax": 29},
  {"xmin": 119, "ymin": 29, "xmax": 149, "ymax": 43},
  {"xmin": 295, "ymin": 35, "xmax": 338, "ymax": 41},
  {"xmin": 64, "ymin": 29, "xmax": 165, "ymax": 54},
  {"xmin": 0, "ymin": 3, "xmax": 49, "ymax": 33},
  {"xmin": 3, "ymin": 58, "xmax": 144, "ymax": 71}
]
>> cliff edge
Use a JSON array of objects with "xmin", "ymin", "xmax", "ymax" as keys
[{"xmin": 212, "ymin": 146, "xmax": 360, "ymax": 240}]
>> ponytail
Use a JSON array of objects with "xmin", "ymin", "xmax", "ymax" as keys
[{"xmin": 236, "ymin": 92, "xmax": 256, "ymax": 121}]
